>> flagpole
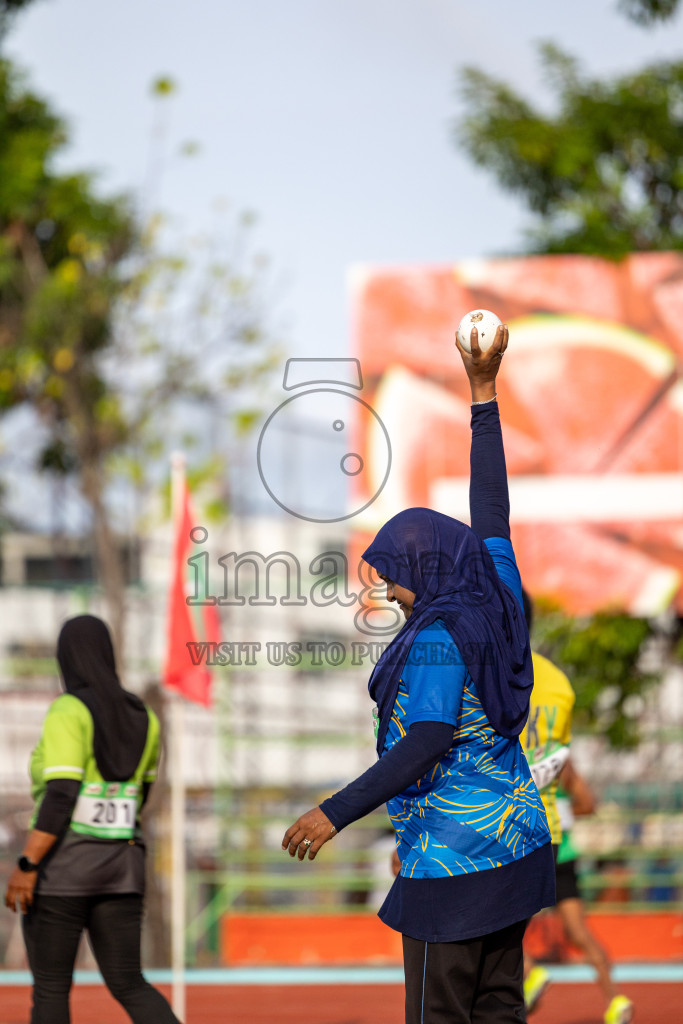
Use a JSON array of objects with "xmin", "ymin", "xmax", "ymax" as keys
[{"xmin": 170, "ymin": 452, "xmax": 187, "ymax": 1022}]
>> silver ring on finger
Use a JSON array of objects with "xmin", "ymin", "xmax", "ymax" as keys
[{"xmin": 302, "ymin": 838, "xmax": 312, "ymax": 847}]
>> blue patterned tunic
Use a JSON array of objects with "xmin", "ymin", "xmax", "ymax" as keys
[
  {"xmin": 385, "ymin": 622, "xmax": 550, "ymax": 879},
  {"xmin": 378, "ymin": 538, "xmax": 555, "ymax": 941}
]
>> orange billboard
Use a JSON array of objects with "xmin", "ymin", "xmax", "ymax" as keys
[{"xmin": 350, "ymin": 254, "xmax": 683, "ymax": 615}]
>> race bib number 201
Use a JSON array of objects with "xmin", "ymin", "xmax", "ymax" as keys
[{"xmin": 71, "ymin": 782, "xmax": 139, "ymax": 839}]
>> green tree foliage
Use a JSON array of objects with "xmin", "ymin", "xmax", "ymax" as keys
[
  {"xmin": 0, "ymin": 59, "xmax": 138, "ymax": 645},
  {"xmin": 0, "ymin": 59, "xmax": 280, "ymax": 649},
  {"xmin": 0, "ymin": 1, "xmax": 44, "ymax": 41},
  {"xmin": 619, "ymin": 0, "xmax": 680, "ymax": 25},
  {"xmin": 532, "ymin": 608, "xmax": 657, "ymax": 748},
  {"xmin": 457, "ymin": 44, "xmax": 683, "ymax": 255}
]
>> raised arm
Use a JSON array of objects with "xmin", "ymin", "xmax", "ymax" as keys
[{"xmin": 455, "ymin": 324, "xmax": 510, "ymax": 541}]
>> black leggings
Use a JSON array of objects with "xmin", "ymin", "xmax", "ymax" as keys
[{"xmin": 22, "ymin": 893, "xmax": 181, "ymax": 1024}]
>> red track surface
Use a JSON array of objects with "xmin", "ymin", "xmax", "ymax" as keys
[{"xmin": 0, "ymin": 981, "xmax": 676, "ymax": 1022}]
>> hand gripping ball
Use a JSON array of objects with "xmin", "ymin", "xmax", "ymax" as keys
[{"xmin": 456, "ymin": 309, "xmax": 502, "ymax": 353}]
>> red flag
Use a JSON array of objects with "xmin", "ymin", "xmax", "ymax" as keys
[{"xmin": 163, "ymin": 478, "xmax": 221, "ymax": 706}]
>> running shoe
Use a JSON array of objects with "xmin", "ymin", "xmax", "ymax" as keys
[
  {"xmin": 605, "ymin": 995, "xmax": 634, "ymax": 1023},
  {"xmin": 524, "ymin": 966, "xmax": 551, "ymax": 1014}
]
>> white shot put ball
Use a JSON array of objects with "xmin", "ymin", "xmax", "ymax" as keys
[{"xmin": 457, "ymin": 309, "xmax": 502, "ymax": 353}]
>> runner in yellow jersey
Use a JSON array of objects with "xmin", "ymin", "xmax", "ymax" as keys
[
  {"xmin": 520, "ymin": 592, "xmax": 633, "ymax": 1024},
  {"xmin": 520, "ymin": 588, "xmax": 574, "ymax": 1014},
  {"xmin": 520, "ymin": 590, "xmax": 575, "ymax": 845}
]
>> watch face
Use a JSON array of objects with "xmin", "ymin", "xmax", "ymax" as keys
[
  {"xmin": 257, "ymin": 387, "xmax": 391, "ymax": 523},
  {"xmin": 18, "ymin": 856, "xmax": 38, "ymax": 872}
]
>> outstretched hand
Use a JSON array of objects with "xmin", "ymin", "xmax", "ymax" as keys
[
  {"xmin": 281, "ymin": 806, "xmax": 337, "ymax": 861},
  {"xmin": 455, "ymin": 323, "xmax": 508, "ymax": 403}
]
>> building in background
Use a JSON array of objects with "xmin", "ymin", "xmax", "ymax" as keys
[{"xmin": 349, "ymin": 252, "xmax": 683, "ymax": 616}]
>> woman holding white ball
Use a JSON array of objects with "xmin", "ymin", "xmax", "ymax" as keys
[{"xmin": 283, "ymin": 322, "xmax": 555, "ymax": 1023}]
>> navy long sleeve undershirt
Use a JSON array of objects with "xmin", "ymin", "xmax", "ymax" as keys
[
  {"xmin": 320, "ymin": 720, "xmax": 454, "ymax": 831},
  {"xmin": 320, "ymin": 399, "xmax": 511, "ymax": 832},
  {"xmin": 469, "ymin": 401, "xmax": 510, "ymax": 541}
]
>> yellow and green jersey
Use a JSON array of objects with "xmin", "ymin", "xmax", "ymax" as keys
[
  {"xmin": 521, "ymin": 652, "xmax": 575, "ymax": 844},
  {"xmin": 30, "ymin": 693, "xmax": 160, "ymax": 839}
]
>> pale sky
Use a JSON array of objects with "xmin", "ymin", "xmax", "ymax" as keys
[{"xmin": 7, "ymin": 0, "xmax": 683, "ymax": 361}]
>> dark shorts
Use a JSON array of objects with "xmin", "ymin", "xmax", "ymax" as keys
[{"xmin": 555, "ymin": 858, "xmax": 580, "ymax": 903}]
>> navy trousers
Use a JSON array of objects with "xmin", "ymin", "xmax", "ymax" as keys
[{"xmin": 403, "ymin": 919, "xmax": 527, "ymax": 1024}]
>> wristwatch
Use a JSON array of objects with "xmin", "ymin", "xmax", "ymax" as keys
[{"xmin": 17, "ymin": 855, "xmax": 40, "ymax": 872}]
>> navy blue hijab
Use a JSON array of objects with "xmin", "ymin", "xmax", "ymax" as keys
[{"xmin": 363, "ymin": 508, "xmax": 532, "ymax": 755}]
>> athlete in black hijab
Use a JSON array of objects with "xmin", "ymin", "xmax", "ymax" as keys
[{"xmin": 5, "ymin": 614, "xmax": 181, "ymax": 1024}]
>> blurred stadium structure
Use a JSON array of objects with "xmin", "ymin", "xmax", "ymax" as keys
[{"xmin": 0, "ymin": 516, "xmax": 383, "ymax": 967}]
